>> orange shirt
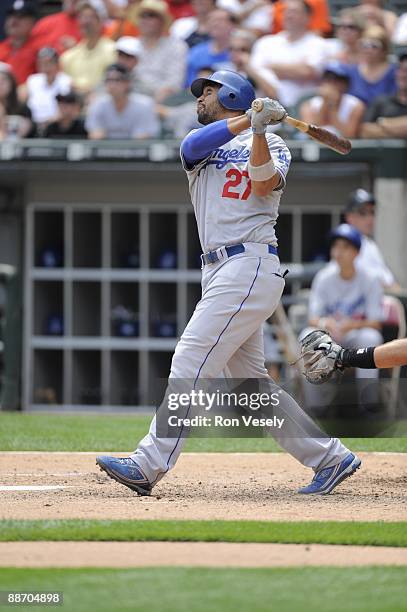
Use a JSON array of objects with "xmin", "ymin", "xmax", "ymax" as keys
[
  {"xmin": 272, "ymin": 0, "xmax": 332, "ymax": 36},
  {"xmin": 32, "ymin": 12, "xmax": 82, "ymax": 56},
  {"xmin": 104, "ymin": 19, "xmax": 139, "ymax": 40},
  {"xmin": 0, "ymin": 36, "xmax": 41, "ymax": 84}
]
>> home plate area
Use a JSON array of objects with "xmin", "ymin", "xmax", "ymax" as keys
[{"xmin": 1, "ymin": 451, "xmax": 406, "ymax": 522}]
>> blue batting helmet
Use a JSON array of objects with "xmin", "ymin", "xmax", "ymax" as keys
[
  {"xmin": 190, "ymin": 70, "xmax": 256, "ymax": 111},
  {"xmin": 330, "ymin": 223, "xmax": 362, "ymax": 250}
]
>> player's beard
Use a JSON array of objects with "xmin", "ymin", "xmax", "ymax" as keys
[{"xmin": 197, "ymin": 101, "xmax": 223, "ymax": 125}]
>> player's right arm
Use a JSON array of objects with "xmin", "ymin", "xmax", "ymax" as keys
[{"xmin": 180, "ymin": 116, "xmax": 252, "ymax": 168}]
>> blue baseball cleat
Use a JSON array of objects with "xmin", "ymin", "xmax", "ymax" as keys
[
  {"xmin": 298, "ymin": 453, "xmax": 361, "ymax": 495},
  {"xmin": 96, "ymin": 456, "xmax": 152, "ymax": 496}
]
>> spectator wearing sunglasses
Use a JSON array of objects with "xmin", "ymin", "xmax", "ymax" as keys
[
  {"xmin": 328, "ymin": 8, "xmax": 366, "ymax": 65},
  {"xmin": 85, "ymin": 63, "xmax": 160, "ymax": 138},
  {"xmin": 338, "ymin": 26, "xmax": 397, "ymax": 106}
]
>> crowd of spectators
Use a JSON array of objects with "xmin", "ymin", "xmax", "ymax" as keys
[{"xmin": 0, "ymin": 0, "xmax": 405, "ymax": 140}]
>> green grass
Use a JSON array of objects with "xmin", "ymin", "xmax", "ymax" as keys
[
  {"xmin": 1, "ymin": 520, "xmax": 406, "ymax": 547},
  {"xmin": 0, "ymin": 413, "xmax": 406, "ymax": 452},
  {"xmin": 1, "ymin": 567, "xmax": 406, "ymax": 612}
]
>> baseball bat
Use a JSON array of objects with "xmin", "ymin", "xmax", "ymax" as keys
[{"xmin": 251, "ymin": 99, "xmax": 352, "ymax": 156}]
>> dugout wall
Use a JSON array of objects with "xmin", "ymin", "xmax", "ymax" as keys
[{"xmin": 0, "ymin": 139, "xmax": 405, "ymax": 410}]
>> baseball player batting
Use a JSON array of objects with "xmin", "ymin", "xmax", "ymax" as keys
[{"xmin": 97, "ymin": 70, "xmax": 361, "ymax": 496}]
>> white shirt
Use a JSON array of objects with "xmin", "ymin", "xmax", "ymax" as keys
[
  {"xmin": 170, "ymin": 16, "xmax": 198, "ymax": 41},
  {"xmin": 308, "ymin": 93, "xmax": 362, "ymax": 136},
  {"xmin": 135, "ymin": 36, "xmax": 188, "ymax": 96},
  {"xmin": 325, "ymin": 235, "xmax": 396, "ymax": 288},
  {"xmin": 26, "ymin": 72, "xmax": 72, "ymax": 123},
  {"xmin": 357, "ymin": 235, "xmax": 396, "ymax": 288},
  {"xmin": 309, "ymin": 263, "xmax": 384, "ymax": 322},
  {"xmin": 181, "ymin": 130, "xmax": 291, "ymax": 252},
  {"xmin": 393, "ymin": 13, "xmax": 407, "ymax": 45},
  {"xmin": 251, "ymin": 31, "xmax": 329, "ymax": 107}
]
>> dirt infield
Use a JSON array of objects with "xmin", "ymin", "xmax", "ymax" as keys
[
  {"xmin": 0, "ymin": 541, "xmax": 406, "ymax": 568},
  {"xmin": 1, "ymin": 452, "xmax": 406, "ymax": 522}
]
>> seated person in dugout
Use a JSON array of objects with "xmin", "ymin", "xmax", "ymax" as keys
[{"xmin": 303, "ymin": 223, "xmax": 384, "ymax": 382}]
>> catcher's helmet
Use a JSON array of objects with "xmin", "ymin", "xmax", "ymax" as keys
[
  {"xmin": 330, "ymin": 223, "xmax": 362, "ymax": 250},
  {"xmin": 190, "ymin": 70, "xmax": 256, "ymax": 111}
]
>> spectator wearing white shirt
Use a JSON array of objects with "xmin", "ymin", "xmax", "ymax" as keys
[
  {"xmin": 299, "ymin": 63, "xmax": 365, "ymax": 138},
  {"xmin": 229, "ymin": 29, "xmax": 278, "ymax": 99},
  {"xmin": 133, "ymin": 0, "xmax": 188, "ymax": 102},
  {"xmin": 344, "ymin": 189, "xmax": 399, "ymax": 291},
  {"xmin": 86, "ymin": 63, "xmax": 160, "ymax": 138},
  {"xmin": 19, "ymin": 47, "xmax": 72, "ymax": 127},
  {"xmin": 170, "ymin": 0, "xmax": 215, "ymax": 48},
  {"xmin": 250, "ymin": 0, "xmax": 329, "ymax": 109}
]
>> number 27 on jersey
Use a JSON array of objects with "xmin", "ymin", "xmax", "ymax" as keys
[{"xmin": 222, "ymin": 169, "xmax": 251, "ymax": 200}]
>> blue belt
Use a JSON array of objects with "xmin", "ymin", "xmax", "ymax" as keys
[{"xmin": 201, "ymin": 243, "xmax": 278, "ymax": 266}]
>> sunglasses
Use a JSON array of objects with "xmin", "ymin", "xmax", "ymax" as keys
[
  {"xmin": 361, "ymin": 40, "xmax": 383, "ymax": 50},
  {"xmin": 229, "ymin": 46, "xmax": 250, "ymax": 52},
  {"xmin": 105, "ymin": 76, "xmax": 126, "ymax": 82},
  {"xmin": 338, "ymin": 23, "xmax": 360, "ymax": 30},
  {"xmin": 140, "ymin": 11, "xmax": 161, "ymax": 18}
]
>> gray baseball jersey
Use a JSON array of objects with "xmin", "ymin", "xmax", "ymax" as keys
[
  {"xmin": 131, "ymin": 122, "xmax": 350, "ymax": 490},
  {"xmin": 181, "ymin": 129, "xmax": 291, "ymax": 252}
]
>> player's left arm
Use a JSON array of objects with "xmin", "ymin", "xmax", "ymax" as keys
[
  {"xmin": 248, "ymin": 134, "xmax": 282, "ymax": 196},
  {"xmin": 245, "ymin": 98, "xmax": 290, "ymax": 196}
]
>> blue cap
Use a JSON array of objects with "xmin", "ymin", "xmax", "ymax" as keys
[
  {"xmin": 323, "ymin": 62, "xmax": 350, "ymax": 81},
  {"xmin": 330, "ymin": 223, "xmax": 362, "ymax": 250}
]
